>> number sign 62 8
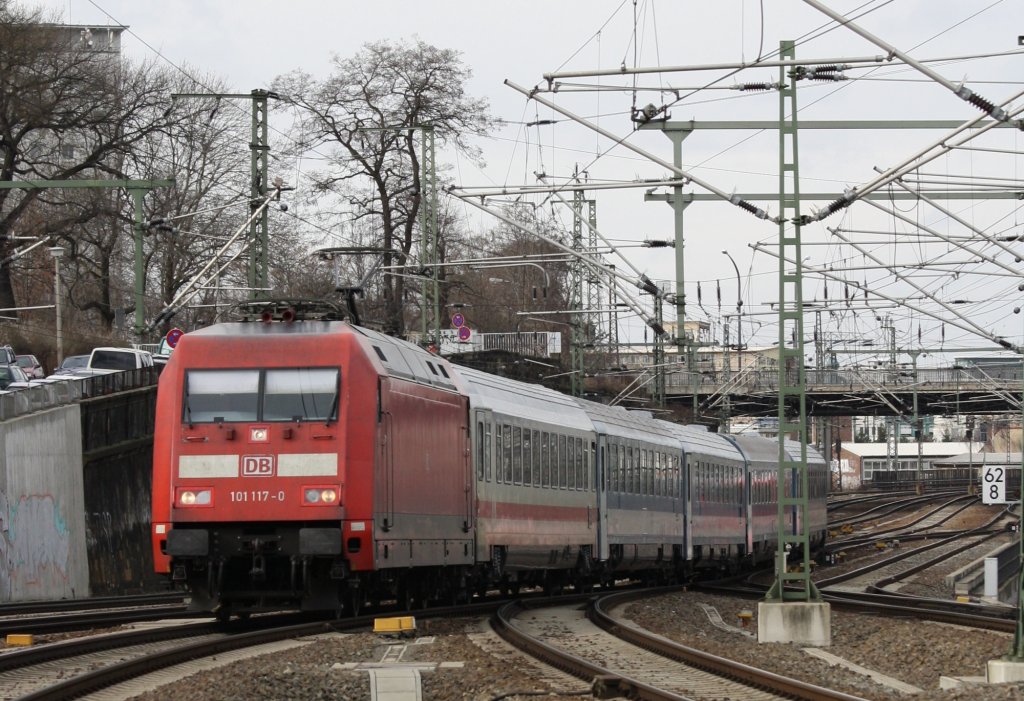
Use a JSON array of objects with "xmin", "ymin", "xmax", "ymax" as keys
[{"xmin": 982, "ymin": 465, "xmax": 1006, "ymax": 504}]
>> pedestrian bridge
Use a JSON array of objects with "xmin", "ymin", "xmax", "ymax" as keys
[{"xmin": 663, "ymin": 364, "xmax": 1022, "ymax": 417}]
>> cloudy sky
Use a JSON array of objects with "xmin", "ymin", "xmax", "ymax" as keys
[{"xmin": 26, "ymin": 0, "xmax": 1024, "ymax": 362}]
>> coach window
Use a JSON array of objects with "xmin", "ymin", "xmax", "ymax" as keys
[
  {"xmin": 536, "ymin": 429, "xmax": 544, "ymax": 483},
  {"xmin": 626, "ymin": 446, "xmax": 634, "ymax": 495},
  {"xmin": 540, "ymin": 432, "xmax": 550, "ymax": 487},
  {"xmin": 587, "ymin": 441, "xmax": 593, "ymax": 490},
  {"xmin": 512, "ymin": 426, "xmax": 523, "ymax": 484},
  {"xmin": 484, "ymin": 423, "xmax": 493, "ymax": 481},
  {"xmin": 576, "ymin": 437, "xmax": 585, "ymax": 490},
  {"xmin": 561, "ymin": 433, "xmax": 569, "ymax": 489},
  {"xmin": 476, "ymin": 422, "xmax": 485, "ymax": 480},
  {"xmin": 572, "ymin": 438, "xmax": 580, "ymax": 490},
  {"xmin": 522, "ymin": 428, "xmax": 533, "ymax": 485},
  {"xmin": 566, "ymin": 435, "xmax": 574, "ymax": 488},
  {"xmin": 185, "ymin": 369, "xmax": 259, "ymax": 423},
  {"xmin": 607, "ymin": 444, "xmax": 617, "ymax": 492},
  {"xmin": 501, "ymin": 425, "xmax": 512, "ymax": 483},
  {"xmin": 589, "ymin": 442, "xmax": 595, "ymax": 491},
  {"xmin": 659, "ymin": 450, "xmax": 667, "ymax": 495}
]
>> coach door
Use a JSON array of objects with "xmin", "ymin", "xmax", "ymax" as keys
[
  {"xmin": 473, "ymin": 409, "xmax": 494, "ymax": 519},
  {"xmin": 596, "ymin": 435, "xmax": 610, "ymax": 561}
]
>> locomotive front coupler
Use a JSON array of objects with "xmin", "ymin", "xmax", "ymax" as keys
[{"xmin": 250, "ymin": 553, "xmax": 266, "ymax": 582}]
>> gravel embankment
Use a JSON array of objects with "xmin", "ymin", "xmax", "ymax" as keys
[
  {"xmin": 623, "ymin": 591, "xmax": 1024, "ymax": 701},
  {"xmin": 127, "ymin": 617, "xmax": 576, "ymax": 701},
  {"xmin": 118, "ymin": 595, "xmax": 1024, "ymax": 701}
]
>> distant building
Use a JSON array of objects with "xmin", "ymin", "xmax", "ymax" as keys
[{"xmin": 839, "ymin": 441, "xmax": 981, "ymax": 487}]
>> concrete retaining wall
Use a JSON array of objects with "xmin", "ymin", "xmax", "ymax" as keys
[{"xmin": 0, "ymin": 404, "xmax": 90, "ymax": 601}]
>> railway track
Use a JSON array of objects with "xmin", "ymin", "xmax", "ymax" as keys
[
  {"xmin": 0, "ymin": 595, "xmax": 522, "ymax": 700},
  {"xmin": 828, "ymin": 491, "xmax": 976, "ymax": 533},
  {"xmin": 493, "ymin": 592, "xmax": 867, "ymax": 701},
  {"xmin": 0, "ymin": 613, "xmax": 357, "ymax": 701}
]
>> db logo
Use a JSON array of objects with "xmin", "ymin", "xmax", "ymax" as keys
[{"xmin": 242, "ymin": 455, "xmax": 275, "ymax": 477}]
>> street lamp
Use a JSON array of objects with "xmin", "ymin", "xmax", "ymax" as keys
[
  {"xmin": 722, "ymin": 250, "xmax": 743, "ymax": 371},
  {"xmin": 49, "ymin": 246, "xmax": 64, "ymax": 366}
]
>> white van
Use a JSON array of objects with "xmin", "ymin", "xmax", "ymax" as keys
[
  {"xmin": 50, "ymin": 347, "xmax": 154, "ymax": 378},
  {"xmin": 88, "ymin": 347, "xmax": 154, "ymax": 371}
]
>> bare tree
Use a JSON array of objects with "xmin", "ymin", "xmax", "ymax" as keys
[
  {"xmin": 447, "ymin": 203, "xmax": 571, "ymax": 334},
  {"xmin": 0, "ymin": 2, "xmax": 175, "ymax": 316},
  {"xmin": 272, "ymin": 38, "xmax": 492, "ymax": 336}
]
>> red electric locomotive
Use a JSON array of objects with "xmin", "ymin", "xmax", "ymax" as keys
[
  {"xmin": 151, "ymin": 302, "xmax": 472, "ymax": 617},
  {"xmin": 153, "ymin": 301, "xmax": 828, "ymax": 617}
]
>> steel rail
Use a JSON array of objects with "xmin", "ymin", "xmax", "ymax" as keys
[{"xmin": 588, "ymin": 590, "xmax": 868, "ymax": 701}]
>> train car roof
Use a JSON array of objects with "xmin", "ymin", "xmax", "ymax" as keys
[
  {"xmin": 184, "ymin": 320, "xmax": 349, "ymax": 338},
  {"xmin": 657, "ymin": 420, "xmax": 745, "ymax": 460},
  {"xmin": 783, "ymin": 438, "xmax": 827, "ymax": 467},
  {"xmin": 449, "ymin": 364, "xmax": 593, "ymax": 430},
  {"xmin": 728, "ymin": 433, "xmax": 780, "ymax": 467},
  {"xmin": 574, "ymin": 398, "xmax": 680, "ymax": 448}
]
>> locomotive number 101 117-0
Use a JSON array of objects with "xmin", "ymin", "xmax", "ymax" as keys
[{"xmin": 230, "ymin": 490, "xmax": 286, "ymax": 503}]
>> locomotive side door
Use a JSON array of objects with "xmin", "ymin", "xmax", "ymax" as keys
[
  {"xmin": 460, "ymin": 404, "xmax": 474, "ymax": 533},
  {"xmin": 377, "ymin": 378, "xmax": 395, "ymax": 533}
]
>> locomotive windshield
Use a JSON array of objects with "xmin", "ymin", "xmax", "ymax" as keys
[{"xmin": 184, "ymin": 367, "xmax": 339, "ymax": 423}]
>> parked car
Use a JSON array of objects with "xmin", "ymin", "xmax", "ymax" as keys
[
  {"xmin": 0, "ymin": 364, "xmax": 29, "ymax": 390},
  {"xmin": 0, "ymin": 345, "xmax": 16, "ymax": 365},
  {"xmin": 15, "ymin": 354, "xmax": 44, "ymax": 379},
  {"xmin": 56, "ymin": 354, "xmax": 90, "ymax": 373},
  {"xmin": 87, "ymin": 347, "xmax": 154, "ymax": 372}
]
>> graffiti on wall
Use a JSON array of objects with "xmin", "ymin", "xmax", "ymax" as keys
[{"xmin": 0, "ymin": 491, "xmax": 73, "ymax": 599}]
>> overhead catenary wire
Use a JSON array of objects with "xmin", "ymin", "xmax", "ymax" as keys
[
  {"xmin": 809, "ymin": 96, "xmax": 1024, "ymax": 221},
  {"xmin": 149, "ymin": 185, "xmax": 282, "ymax": 330},
  {"xmin": 802, "ymin": 0, "xmax": 1019, "ymax": 126},
  {"xmin": 541, "ymin": 48, "xmax": 1024, "ymax": 81},
  {"xmin": 504, "ymin": 80, "xmax": 772, "ymax": 222},
  {"xmin": 751, "ymin": 241, "xmax": 1016, "ymax": 352},
  {"xmin": 449, "ymin": 188, "xmax": 665, "ymax": 336},
  {"xmin": 827, "ymin": 227, "xmax": 999, "ymax": 345}
]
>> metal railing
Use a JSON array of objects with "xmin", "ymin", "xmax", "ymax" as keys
[
  {"xmin": 0, "ymin": 368, "xmax": 160, "ymax": 422},
  {"xmin": 661, "ymin": 365, "xmax": 1024, "ymax": 396}
]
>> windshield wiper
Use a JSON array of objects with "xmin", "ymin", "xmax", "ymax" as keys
[
  {"xmin": 324, "ymin": 373, "xmax": 340, "ymax": 426},
  {"xmin": 184, "ymin": 383, "xmax": 193, "ymax": 428}
]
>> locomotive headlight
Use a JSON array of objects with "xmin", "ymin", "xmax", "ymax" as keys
[
  {"xmin": 176, "ymin": 488, "xmax": 213, "ymax": 507},
  {"xmin": 303, "ymin": 486, "xmax": 339, "ymax": 506},
  {"xmin": 250, "ymin": 427, "xmax": 269, "ymax": 442}
]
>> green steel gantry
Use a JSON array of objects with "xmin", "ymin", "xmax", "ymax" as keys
[
  {"xmin": 419, "ymin": 125, "xmax": 440, "ymax": 347},
  {"xmin": 570, "ymin": 187, "xmax": 596, "ymax": 396},
  {"xmin": 247, "ymin": 89, "xmax": 275, "ymax": 300},
  {"xmin": 174, "ymin": 90, "xmax": 279, "ymax": 301},
  {"xmin": 765, "ymin": 40, "xmax": 820, "ymax": 603}
]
